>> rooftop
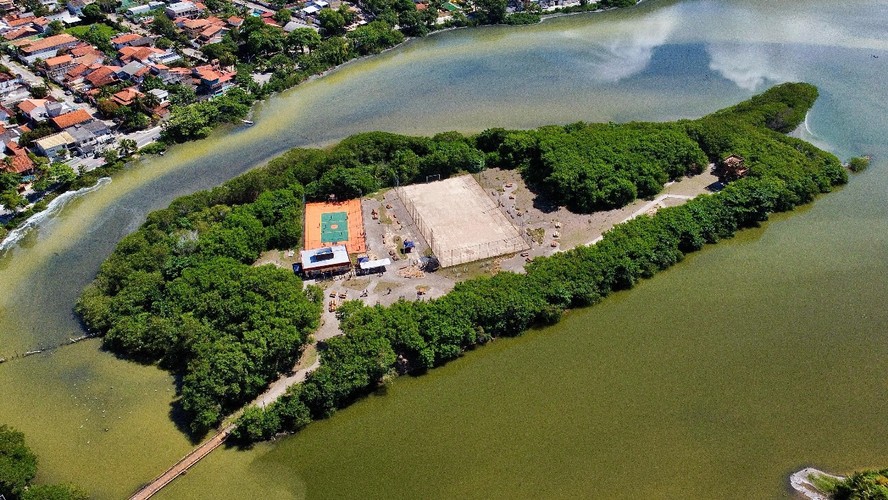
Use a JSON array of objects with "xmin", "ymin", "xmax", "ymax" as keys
[
  {"xmin": 50, "ymin": 108, "xmax": 92, "ymax": 129},
  {"xmin": 35, "ymin": 131, "xmax": 75, "ymax": 150},
  {"xmin": 300, "ymin": 245, "xmax": 350, "ymax": 271},
  {"xmin": 20, "ymin": 33, "xmax": 77, "ymax": 54}
]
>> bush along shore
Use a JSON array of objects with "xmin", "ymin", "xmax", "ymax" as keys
[
  {"xmin": 75, "ymin": 83, "xmax": 852, "ymax": 437},
  {"xmin": 792, "ymin": 467, "xmax": 888, "ymax": 500}
]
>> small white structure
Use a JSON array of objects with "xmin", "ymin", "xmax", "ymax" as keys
[{"xmin": 300, "ymin": 245, "xmax": 351, "ymax": 278}]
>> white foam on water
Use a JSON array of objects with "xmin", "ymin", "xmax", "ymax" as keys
[{"xmin": 0, "ymin": 177, "xmax": 112, "ymax": 252}]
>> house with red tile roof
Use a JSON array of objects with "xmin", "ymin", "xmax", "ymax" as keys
[
  {"xmin": 17, "ymin": 33, "xmax": 79, "ymax": 63},
  {"xmin": 17, "ymin": 99, "xmax": 50, "ymax": 122},
  {"xmin": 84, "ymin": 65, "xmax": 120, "ymax": 88},
  {"xmin": 111, "ymin": 87, "xmax": 143, "ymax": 106},
  {"xmin": 3, "ymin": 26, "xmax": 37, "ymax": 41},
  {"xmin": 3, "ymin": 141, "xmax": 34, "ymax": 175},
  {"xmin": 50, "ymin": 108, "xmax": 92, "ymax": 130},
  {"xmin": 43, "ymin": 54, "xmax": 75, "ymax": 81}
]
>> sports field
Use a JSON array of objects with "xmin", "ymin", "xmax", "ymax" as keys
[
  {"xmin": 304, "ymin": 199, "xmax": 366, "ymax": 254},
  {"xmin": 396, "ymin": 175, "xmax": 528, "ymax": 267}
]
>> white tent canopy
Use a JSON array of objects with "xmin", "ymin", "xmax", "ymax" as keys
[{"xmin": 359, "ymin": 258, "xmax": 391, "ymax": 270}]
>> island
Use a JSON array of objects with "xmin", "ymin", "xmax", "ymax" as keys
[{"xmin": 72, "ymin": 82, "xmax": 853, "ymax": 453}]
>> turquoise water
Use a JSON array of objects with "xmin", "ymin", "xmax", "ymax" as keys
[{"xmin": 1, "ymin": 0, "xmax": 887, "ymax": 497}]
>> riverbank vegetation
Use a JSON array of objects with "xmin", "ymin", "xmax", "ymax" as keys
[
  {"xmin": 807, "ymin": 468, "xmax": 888, "ymax": 500},
  {"xmin": 76, "ymin": 84, "xmax": 849, "ymax": 436},
  {"xmin": 0, "ymin": 425, "xmax": 87, "ymax": 500},
  {"xmin": 833, "ymin": 468, "xmax": 888, "ymax": 499}
]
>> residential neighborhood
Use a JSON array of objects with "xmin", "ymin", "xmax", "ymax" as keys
[{"xmin": 0, "ymin": 0, "xmax": 515, "ymax": 220}]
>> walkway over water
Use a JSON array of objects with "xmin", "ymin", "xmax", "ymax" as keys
[{"xmin": 129, "ymin": 425, "xmax": 233, "ymax": 500}]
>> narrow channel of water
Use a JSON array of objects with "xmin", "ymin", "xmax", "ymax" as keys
[{"xmin": 1, "ymin": 0, "xmax": 887, "ymax": 497}]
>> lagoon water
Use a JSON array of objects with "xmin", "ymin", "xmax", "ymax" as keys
[{"xmin": 1, "ymin": 0, "xmax": 887, "ymax": 497}]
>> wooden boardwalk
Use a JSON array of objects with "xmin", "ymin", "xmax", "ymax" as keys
[{"xmin": 129, "ymin": 424, "xmax": 234, "ymax": 500}]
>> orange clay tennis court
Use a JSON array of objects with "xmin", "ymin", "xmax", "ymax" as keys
[{"xmin": 304, "ymin": 199, "xmax": 367, "ymax": 254}]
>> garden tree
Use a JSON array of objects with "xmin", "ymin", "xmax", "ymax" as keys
[
  {"xmin": 167, "ymin": 83, "xmax": 197, "ymax": 106},
  {"xmin": 241, "ymin": 17, "xmax": 286, "ymax": 59},
  {"xmin": 32, "ymin": 163, "xmax": 76, "ymax": 191},
  {"xmin": 0, "ymin": 425, "xmax": 37, "ymax": 498},
  {"xmin": 96, "ymin": 0, "xmax": 117, "ymax": 12},
  {"xmin": 346, "ymin": 20, "xmax": 404, "ymax": 55},
  {"xmin": 286, "ymin": 27, "xmax": 322, "ymax": 54},
  {"xmin": 118, "ymin": 138, "xmax": 138, "ymax": 157},
  {"xmin": 202, "ymin": 40, "xmax": 238, "ymax": 66},
  {"xmin": 313, "ymin": 36, "xmax": 352, "ymax": 66},
  {"xmin": 103, "ymin": 148, "xmax": 119, "ymax": 164},
  {"xmin": 96, "ymin": 97, "xmax": 121, "ymax": 118},
  {"xmin": 155, "ymin": 36, "xmax": 174, "ymax": 49},
  {"xmin": 29, "ymin": 86, "xmax": 48, "ymax": 99},
  {"xmin": 0, "ymin": 172, "xmax": 20, "ymax": 193},
  {"xmin": 44, "ymin": 20, "xmax": 64, "ymax": 36},
  {"xmin": 397, "ymin": 9, "xmax": 428, "ymax": 36},
  {"xmin": 317, "ymin": 7, "xmax": 347, "ymax": 37},
  {"xmin": 273, "ymin": 8, "xmax": 292, "ymax": 24},
  {"xmin": 151, "ymin": 13, "xmax": 181, "ymax": 42},
  {"xmin": 120, "ymin": 107, "xmax": 150, "ymax": 131},
  {"xmin": 473, "ymin": 0, "xmax": 507, "ymax": 24},
  {"xmin": 0, "ymin": 191, "xmax": 27, "ymax": 211},
  {"xmin": 81, "ymin": 3, "xmax": 106, "ymax": 23}
]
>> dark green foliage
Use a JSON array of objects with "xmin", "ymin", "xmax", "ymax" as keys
[
  {"xmin": 230, "ymin": 83, "xmax": 847, "ymax": 443},
  {"xmin": 848, "ymin": 156, "xmax": 870, "ymax": 173},
  {"xmin": 710, "ymin": 82, "xmax": 818, "ymax": 133},
  {"xmin": 833, "ymin": 469, "xmax": 888, "ymax": 500},
  {"xmin": 0, "ymin": 426, "xmax": 86, "ymax": 500},
  {"xmin": 0, "ymin": 425, "xmax": 37, "ymax": 498},
  {"xmin": 492, "ymin": 122, "xmax": 707, "ymax": 212},
  {"xmin": 76, "ymin": 175, "xmax": 320, "ymax": 433}
]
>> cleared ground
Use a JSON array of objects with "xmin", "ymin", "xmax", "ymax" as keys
[{"xmin": 396, "ymin": 175, "xmax": 528, "ymax": 267}]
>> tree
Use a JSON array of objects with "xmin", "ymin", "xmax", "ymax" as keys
[
  {"xmin": 0, "ymin": 425, "xmax": 38, "ymax": 498},
  {"xmin": 151, "ymin": 13, "xmax": 180, "ymax": 41},
  {"xmin": 81, "ymin": 3, "xmax": 106, "ymax": 23},
  {"xmin": 0, "ymin": 191, "xmax": 27, "ymax": 211},
  {"xmin": 317, "ymin": 8, "xmax": 347, "ymax": 37},
  {"xmin": 286, "ymin": 27, "xmax": 321, "ymax": 54},
  {"xmin": 103, "ymin": 148, "xmax": 119, "ymax": 165},
  {"xmin": 474, "ymin": 0, "xmax": 507, "ymax": 24},
  {"xmin": 30, "ymin": 85, "xmax": 48, "ymax": 99},
  {"xmin": 45, "ymin": 20, "xmax": 64, "ymax": 36},
  {"xmin": 118, "ymin": 139, "xmax": 138, "ymax": 157},
  {"xmin": 273, "ymin": 8, "xmax": 291, "ymax": 24}
]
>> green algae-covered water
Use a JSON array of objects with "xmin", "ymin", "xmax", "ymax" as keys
[{"xmin": 2, "ymin": 0, "xmax": 887, "ymax": 497}]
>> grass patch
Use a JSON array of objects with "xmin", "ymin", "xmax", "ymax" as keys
[
  {"xmin": 66, "ymin": 23, "xmax": 120, "ymax": 39},
  {"xmin": 341, "ymin": 278, "xmax": 371, "ymax": 291},
  {"xmin": 526, "ymin": 227, "xmax": 545, "ymax": 245},
  {"xmin": 809, "ymin": 472, "xmax": 841, "ymax": 494},
  {"xmin": 378, "ymin": 205, "xmax": 393, "ymax": 224}
]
